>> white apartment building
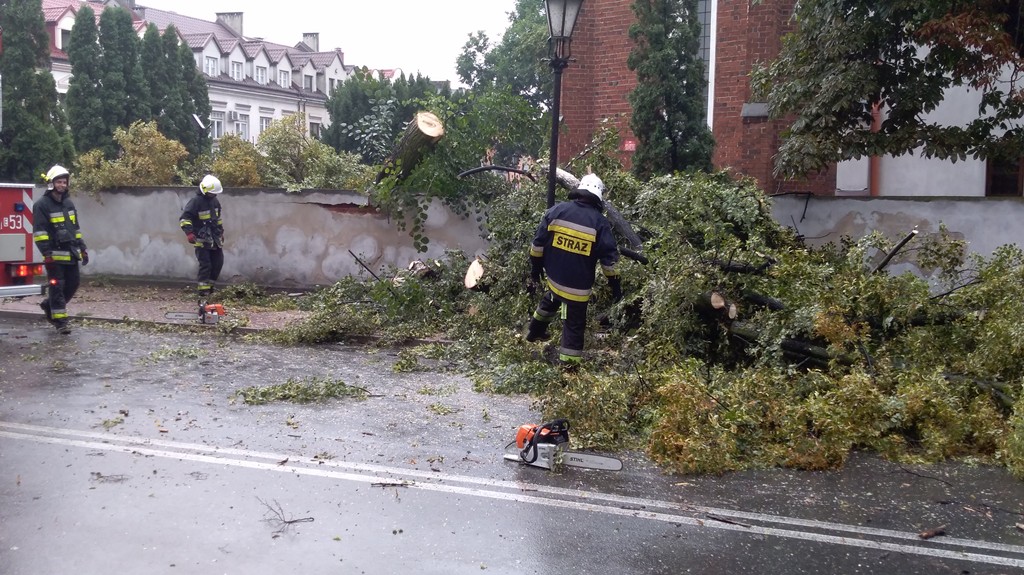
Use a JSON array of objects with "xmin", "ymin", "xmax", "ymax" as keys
[{"xmin": 42, "ymin": 0, "xmax": 351, "ymax": 143}]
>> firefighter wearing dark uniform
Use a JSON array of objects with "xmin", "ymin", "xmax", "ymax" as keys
[
  {"xmin": 33, "ymin": 165, "xmax": 89, "ymax": 334},
  {"xmin": 179, "ymin": 174, "xmax": 225, "ymax": 302},
  {"xmin": 526, "ymin": 174, "xmax": 623, "ymax": 366}
]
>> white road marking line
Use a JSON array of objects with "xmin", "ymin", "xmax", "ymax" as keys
[{"xmin": 2, "ymin": 422, "xmax": 1023, "ymax": 567}]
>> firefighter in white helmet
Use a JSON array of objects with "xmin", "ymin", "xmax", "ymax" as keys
[
  {"xmin": 525, "ymin": 173, "xmax": 623, "ymax": 367},
  {"xmin": 179, "ymin": 175, "xmax": 225, "ymax": 309},
  {"xmin": 33, "ymin": 165, "xmax": 89, "ymax": 334}
]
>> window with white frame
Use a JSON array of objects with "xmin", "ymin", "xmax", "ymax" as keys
[
  {"xmin": 230, "ymin": 61, "xmax": 243, "ymax": 81},
  {"xmin": 260, "ymin": 116, "xmax": 273, "ymax": 134},
  {"xmin": 279, "ymin": 70, "xmax": 291, "ymax": 87},
  {"xmin": 205, "ymin": 57, "xmax": 219, "ymax": 76},
  {"xmin": 235, "ymin": 114, "xmax": 250, "ymax": 141},
  {"xmin": 255, "ymin": 66, "xmax": 267, "ymax": 85},
  {"xmin": 309, "ymin": 122, "xmax": 321, "ymax": 138},
  {"xmin": 210, "ymin": 111, "xmax": 224, "ymax": 139}
]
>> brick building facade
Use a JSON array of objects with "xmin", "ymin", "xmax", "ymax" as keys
[{"xmin": 560, "ymin": 0, "xmax": 836, "ymax": 195}]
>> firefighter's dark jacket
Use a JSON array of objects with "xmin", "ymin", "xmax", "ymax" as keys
[
  {"xmin": 32, "ymin": 190, "xmax": 86, "ymax": 264},
  {"xmin": 179, "ymin": 191, "xmax": 224, "ymax": 248},
  {"xmin": 530, "ymin": 197, "xmax": 620, "ymax": 302}
]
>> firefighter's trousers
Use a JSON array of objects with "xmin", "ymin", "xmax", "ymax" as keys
[
  {"xmin": 45, "ymin": 263, "xmax": 80, "ymax": 323},
  {"xmin": 527, "ymin": 290, "xmax": 588, "ymax": 364},
  {"xmin": 195, "ymin": 246, "xmax": 224, "ymax": 297}
]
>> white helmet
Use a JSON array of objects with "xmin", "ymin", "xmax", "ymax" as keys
[
  {"xmin": 45, "ymin": 165, "xmax": 70, "ymax": 190},
  {"xmin": 199, "ymin": 174, "xmax": 223, "ymax": 195},
  {"xmin": 578, "ymin": 173, "xmax": 605, "ymax": 201}
]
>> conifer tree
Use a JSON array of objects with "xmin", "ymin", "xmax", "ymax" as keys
[
  {"xmin": 627, "ymin": 0, "xmax": 714, "ymax": 179},
  {"xmin": 99, "ymin": 6, "xmax": 150, "ymax": 131},
  {"xmin": 179, "ymin": 41, "xmax": 211, "ymax": 157},
  {"xmin": 0, "ymin": 0, "xmax": 74, "ymax": 181},
  {"xmin": 140, "ymin": 23, "xmax": 169, "ymax": 124},
  {"xmin": 66, "ymin": 5, "xmax": 109, "ymax": 156},
  {"xmin": 157, "ymin": 25, "xmax": 187, "ymax": 147}
]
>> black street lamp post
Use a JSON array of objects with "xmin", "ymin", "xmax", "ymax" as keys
[{"xmin": 544, "ymin": 0, "xmax": 584, "ymax": 208}]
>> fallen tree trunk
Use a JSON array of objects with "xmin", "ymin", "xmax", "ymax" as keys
[
  {"xmin": 695, "ymin": 291, "xmax": 738, "ymax": 322},
  {"xmin": 729, "ymin": 323, "xmax": 858, "ymax": 365},
  {"xmin": 377, "ymin": 111, "xmax": 444, "ymax": 183}
]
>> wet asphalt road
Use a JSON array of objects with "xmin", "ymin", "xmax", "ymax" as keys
[{"xmin": 2, "ymin": 316, "xmax": 1024, "ymax": 574}]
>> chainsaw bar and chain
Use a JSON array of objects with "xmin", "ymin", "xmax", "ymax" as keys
[
  {"xmin": 164, "ymin": 302, "xmax": 227, "ymax": 324},
  {"xmin": 504, "ymin": 419, "xmax": 622, "ymax": 471}
]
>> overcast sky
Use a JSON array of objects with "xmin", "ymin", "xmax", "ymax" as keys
[{"xmin": 137, "ymin": 0, "xmax": 519, "ymax": 85}]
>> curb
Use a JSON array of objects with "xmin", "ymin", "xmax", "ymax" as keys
[{"xmin": 0, "ymin": 308, "xmax": 263, "ymax": 335}]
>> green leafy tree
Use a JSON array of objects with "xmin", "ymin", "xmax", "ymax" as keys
[
  {"xmin": 74, "ymin": 120, "xmax": 188, "ymax": 191},
  {"xmin": 751, "ymin": 0, "xmax": 1024, "ymax": 178},
  {"xmin": 456, "ymin": 0, "xmax": 550, "ymax": 109},
  {"xmin": 322, "ymin": 69, "xmax": 440, "ymax": 158},
  {"xmin": 340, "ymin": 97, "xmax": 398, "ymax": 164},
  {"xmin": 257, "ymin": 113, "xmax": 373, "ymax": 191},
  {"xmin": 627, "ymin": 0, "xmax": 714, "ymax": 179},
  {"xmin": 0, "ymin": 0, "xmax": 74, "ymax": 181},
  {"xmin": 99, "ymin": 6, "xmax": 150, "ymax": 132},
  {"xmin": 65, "ymin": 5, "xmax": 108, "ymax": 156},
  {"xmin": 209, "ymin": 134, "xmax": 263, "ymax": 187},
  {"xmin": 321, "ymin": 69, "xmax": 390, "ymax": 154}
]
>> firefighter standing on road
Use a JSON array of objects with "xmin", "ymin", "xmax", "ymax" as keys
[
  {"xmin": 179, "ymin": 175, "xmax": 225, "ymax": 306},
  {"xmin": 33, "ymin": 165, "xmax": 88, "ymax": 335},
  {"xmin": 525, "ymin": 173, "xmax": 623, "ymax": 367}
]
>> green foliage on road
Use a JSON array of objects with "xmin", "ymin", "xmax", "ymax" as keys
[
  {"xmin": 276, "ymin": 167, "xmax": 1024, "ymax": 479},
  {"xmin": 234, "ymin": 376, "xmax": 368, "ymax": 405}
]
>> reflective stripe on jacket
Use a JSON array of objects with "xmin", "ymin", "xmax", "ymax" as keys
[
  {"xmin": 530, "ymin": 199, "xmax": 619, "ymax": 303},
  {"xmin": 179, "ymin": 191, "xmax": 224, "ymax": 247},
  {"xmin": 32, "ymin": 191, "xmax": 86, "ymax": 263}
]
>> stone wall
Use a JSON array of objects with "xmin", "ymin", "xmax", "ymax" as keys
[{"xmin": 73, "ymin": 187, "xmax": 489, "ymax": 288}]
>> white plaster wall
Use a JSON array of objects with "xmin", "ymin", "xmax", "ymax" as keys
[
  {"xmin": 772, "ymin": 195, "xmax": 1024, "ymax": 264},
  {"xmin": 73, "ymin": 188, "xmax": 489, "ymax": 288}
]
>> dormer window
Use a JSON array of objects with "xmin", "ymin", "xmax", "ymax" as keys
[
  {"xmin": 204, "ymin": 57, "xmax": 219, "ymax": 76},
  {"xmin": 279, "ymin": 70, "xmax": 291, "ymax": 87},
  {"xmin": 255, "ymin": 66, "xmax": 267, "ymax": 85},
  {"xmin": 231, "ymin": 62, "xmax": 243, "ymax": 81}
]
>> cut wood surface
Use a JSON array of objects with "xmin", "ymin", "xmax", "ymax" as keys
[{"xmin": 377, "ymin": 111, "xmax": 445, "ymax": 182}]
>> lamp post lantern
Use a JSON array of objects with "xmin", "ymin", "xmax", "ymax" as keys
[{"xmin": 543, "ymin": 0, "xmax": 584, "ymax": 208}]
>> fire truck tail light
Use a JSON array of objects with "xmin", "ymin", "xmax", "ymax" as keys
[{"xmin": 9, "ymin": 264, "xmax": 46, "ymax": 278}]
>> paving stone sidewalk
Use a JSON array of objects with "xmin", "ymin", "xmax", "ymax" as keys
[{"xmin": 0, "ymin": 280, "xmax": 309, "ymax": 332}]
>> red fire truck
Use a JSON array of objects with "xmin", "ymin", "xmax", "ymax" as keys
[{"xmin": 0, "ymin": 182, "xmax": 45, "ymax": 297}]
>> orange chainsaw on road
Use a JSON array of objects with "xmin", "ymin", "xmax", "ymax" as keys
[
  {"xmin": 503, "ymin": 419, "xmax": 622, "ymax": 471},
  {"xmin": 164, "ymin": 302, "xmax": 227, "ymax": 324}
]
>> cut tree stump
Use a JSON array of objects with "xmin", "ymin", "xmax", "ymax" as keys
[{"xmin": 377, "ymin": 111, "xmax": 445, "ymax": 183}]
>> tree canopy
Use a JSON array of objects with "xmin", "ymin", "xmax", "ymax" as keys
[
  {"xmin": 455, "ymin": 0, "xmax": 550, "ymax": 110},
  {"xmin": 752, "ymin": 0, "xmax": 1024, "ymax": 178}
]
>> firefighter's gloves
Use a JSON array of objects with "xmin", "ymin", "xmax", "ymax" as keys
[
  {"xmin": 609, "ymin": 276, "xmax": 624, "ymax": 303},
  {"xmin": 80, "ymin": 249, "xmax": 89, "ymax": 266},
  {"xmin": 526, "ymin": 278, "xmax": 538, "ymax": 297},
  {"xmin": 186, "ymin": 232, "xmax": 197, "ymax": 244}
]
